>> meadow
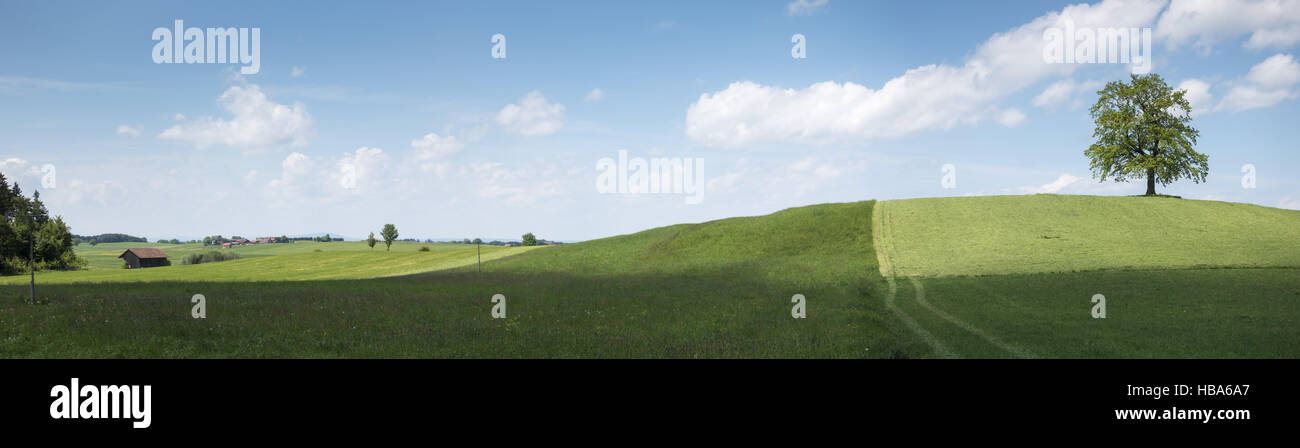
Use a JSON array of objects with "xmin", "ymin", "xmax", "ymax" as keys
[
  {"xmin": 0, "ymin": 241, "xmax": 537, "ymax": 284},
  {"xmin": 2, "ymin": 195, "xmax": 1297, "ymax": 358},
  {"xmin": 1, "ymin": 201, "xmax": 917, "ymax": 358},
  {"xmin": 873, "ymin": 195, "xmax": 1300, "ymax": 359},
  {"xmin": 875, "ymin": 194, "xmax": 1300, "ymax": 277}
]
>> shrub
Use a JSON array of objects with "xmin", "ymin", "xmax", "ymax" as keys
[
  {"xmin": 181, "ymin": 251, "xmax": 241, "ymax": 265},
  {"xmin": 418, "ymin": 246, "xmax": 431, "ymax": 252}
]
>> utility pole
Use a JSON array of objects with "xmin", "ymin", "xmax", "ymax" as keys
[
  {"xmin": 28, "ymin": 218, "xmax": 35, "ymax": 304},
  {"xmin": 476, "ymin": 239, "xmax": 481, "ymax": 274}
]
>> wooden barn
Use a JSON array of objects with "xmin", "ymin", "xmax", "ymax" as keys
[{"xmin": 119, "ymin": 248, "xmax": 169, "ymax": 269}]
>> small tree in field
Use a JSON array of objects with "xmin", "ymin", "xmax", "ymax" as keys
[
  {"xmin": 1086, "ymin": 73, "xmax": 1208, "ymax": 196},
  {"xmin": 381, "ymin": 224, "xmax": 398, "ymax": 252},
  {"xmin": 367, "ymin": 232, "xmax": 377, "ymax": 250},
  {"xmin": 521, "ymin": 233, "xmax": 537, "ymax": 247}
]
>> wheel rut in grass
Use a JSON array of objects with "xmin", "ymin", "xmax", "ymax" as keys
[
  {"xmin": 873, "ymin": 200, "xmax": 1030, "ymax": 358},
  {"xmin": 907, "ymin": 278, "xmax": 1035, "ymax": 359}
]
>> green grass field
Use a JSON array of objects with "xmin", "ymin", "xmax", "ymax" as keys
[
  {"xmin": 874, "ymin": 195, "xmax": 1300, "ymax": 359},
  {"xmin": 875, "ymin": 194, "xmax": 1300, "ymax": 277},
  {"xmin": 1, "ymin": 201, "xmax": 915, "ymax": 358},
  {"xmin": 0, "ymin": 241, "xmax": 538, "ymax": 284},
  {"xmin": 2, "ymin": 195, "xmax": 1297, "ymax": 358}
]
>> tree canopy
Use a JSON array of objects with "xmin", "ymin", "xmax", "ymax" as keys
[
  {"xmin": 1086, "ymin": 73, "xmax": 1208, "ymax": 196},
  {"xmin": 380, "ymin": 224, "xmax": 398, "ymax": 251},
  {"xmin": 0, "ymin": 173, "xmax": 84, "ymax": 274}
]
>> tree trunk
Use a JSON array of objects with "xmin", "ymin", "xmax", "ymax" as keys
[{"xmin": 1145, "ymin": 168, "xmax": 1156, "ymax": 196}]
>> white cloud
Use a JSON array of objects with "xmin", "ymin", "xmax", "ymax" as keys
[
  {"xmin": 291, "ymin": 66, "xmax": 305, "ymax": 77},
  {"xmin": 1279, "ymin": 194, "xmax": 1300, "ymax": 210},
  {"xmin": 1036, "ymin": 174, "xmax": 1082, "ymax": 193},
  {"xmin": 1032, "ymin": 79, "xmax": 1103, "ymax": 109},
  {"xmin": 1244, "ymin": 52, "xmax": 1300, "ymax": 87},
  {"xmin": 116, "ymin": 125, "xmax": 141, "ymax": 138},
  {"xmin": 410, "ymin": 132, "xmax": 464, "ymax": 172},
  {"xmin": 585, "ymin": 88, "xmax": 605, "ymax": 102},
  {"xmin": 1033, "ymin": 80, "xmax": 1076, "ymax": 108},
  {"xmin": 1155, "ymin": 0, "xmax": 1300, "ymax": 52},
  {"xmin": 497, "ymin": 90, "xmax": 565, "ymax": 136},
  {"xmin": 56, "ymin": 179, "xmax": 126, "ymax": 206},
  {"xmin": 335, "ymin": 147, "xmax": 389, "ymax": 191},
  {"xmin": 686, "ymin": 0, "xmax": 1166, "ymax": 147},
  {"xmin": 1217, "ymin": 53, "xmax": 1300, "ymax": 111},
  {"xmin": 268, "ymin": 152, "xmax": 313, "ymax": 191},
  {"xmin": 159, "ymin": 84, "xmax": 313, "ymax": 150},
  {"xmin": 0, "ymin": 158, "xmax": 41, "ymax": 184},
  {"xmin": 787, "ymin": 0, "xmax": 830, "ymax": 16},
  {"xmin": 998, "ymin": 108, "xmax": 1027, "ymax": 127},
  {"xmin": 1177, "ymin": 78, "xmax": 1214, "ymax": 116}
]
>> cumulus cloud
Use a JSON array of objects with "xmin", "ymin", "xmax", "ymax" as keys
[
  {"xmin": 1032, "ymin": 174, "xmax": 1083, "ymax": 193},
  {"xmin": 497, "ymin": 90, "xmax": 565, "ymax": 136},
  {"xmin": 585, "ymin": 88, "xmax": 605, "ymax": 102},
  {"xmin": 159, "ymin": 84, "xmax": 313, "ymax": 149},
  {"xmin": 268, "ymin": 152, "xmax": 313, "ymax": 191},
  {"xmin": 1177, "ymin": 78, "xmax": 1214, "ymax": 116},
  {"xmin": 1155, "ymin": 0, "xmax": 1300, "ymax": 51},
  {"xmin": 410, "ymin": 132, "xmax": 464, "ymax": 173},
  {"xmin": 267, "ymin": 147, "xmax": 390, "ymax": 199},
  {"xmin": 116, "ymin": 125, "xmax": 141, "ymax": 138},
  {"xmin": 998, "ymin": 109, "xmax": 1027, "ymax": 128},
  {"xmin": 1032, "ymin": 79, "xmax": 1103, "ymax": 109},
  {"xmin": 787, "ymin": 0, "xmax": 829, "ymax": 16},
  {"xmin": 1217, "ymin": 53, "xmax": 1300, "ymax": 111},
  {"xmin": 686, "ymin": 0, "xmax": 1166, "ymax": 147},
  {"xmin": 0, "ymin": 158, "xmax": 41, "ymax": 183},
  {"xmin": 291, "ymin": 66, "xmax": 305, "ymax": 77},
  {"xmin": 335, "ymin": 147, "xmax": 389, "ymax": 191}
]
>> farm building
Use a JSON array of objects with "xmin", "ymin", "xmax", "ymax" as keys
[{"xmin": 119, "ymin": 248, "xmax": 169, "ymax": 269}]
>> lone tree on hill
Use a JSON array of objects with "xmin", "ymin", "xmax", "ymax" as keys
[
  {"xmin": 367, "ymin": 232, "xmax": 377, "ymax": 250},
  {"xmin": 381, "ymin": 224, "xmax": 398, "ymax": 252},
  {"xmin": 521, "ymin": 233, "xmax": 537, "ymax": 247},
  {"xmin": 1086, "ymin": 73, "xmax": 1208, "ymax": 196}
]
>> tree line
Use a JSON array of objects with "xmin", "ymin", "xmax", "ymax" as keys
[{"xmin": 0, "ymin": 173, "xmax": 83, "ymax": 275}]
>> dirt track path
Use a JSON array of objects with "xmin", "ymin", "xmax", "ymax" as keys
[{"xmin": 873, "ymin": 201, "xmax": 1033, "ymax": 359}]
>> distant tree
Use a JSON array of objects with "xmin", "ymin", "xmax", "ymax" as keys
[
  {"xmin": 367, "ymin": 232, "xmax": 377, "ymax": 250},
  {"xmin": 473, "ymin": 238, "xmax": 482, "ymax": 244},
  {"xmin": 380, "ymin": 224, "xmax": 398, "ymax": 252},
  {"xmin": 1086, "ymin": 73, "xmax": 1207, "ymax": 196},
  {"xmin": 522, "ymin": 233, "xmax": 537, "ymax": 247},
  {"xmin": 462, "ymin": 238, "xmax": 471, "ymax": 244},
  {"xmin": 279, "ymin": 235, "xmax": 289, "ymax": 243}
]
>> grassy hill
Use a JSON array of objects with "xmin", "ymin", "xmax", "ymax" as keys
[
  {"xmin": 4, "ymin": 195, "xmax": 1297, "ymax": 358},
  {"xmin": 2, "ymin": 201, "xmax": 910, "ymax": 358},
  {"xmin": 873, "ymin": 194, "xmax": 1300, "ymax": 358},
  {"xmin": 876, "ymin": 194, "xmax": 1300, "ymax": 277}
]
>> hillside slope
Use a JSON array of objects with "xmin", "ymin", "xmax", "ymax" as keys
[
  {"xmin": 483, "ymin": 201, "xmax": 878, "ymax": 291},
  {"xmin": 876, "ymin": 194, "xmax": 1300, "ymax": 277}
]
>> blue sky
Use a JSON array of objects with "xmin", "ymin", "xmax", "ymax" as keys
[{"xmin": 2, "ymin": 0, "xmax": 1298, "ymax": 241}]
